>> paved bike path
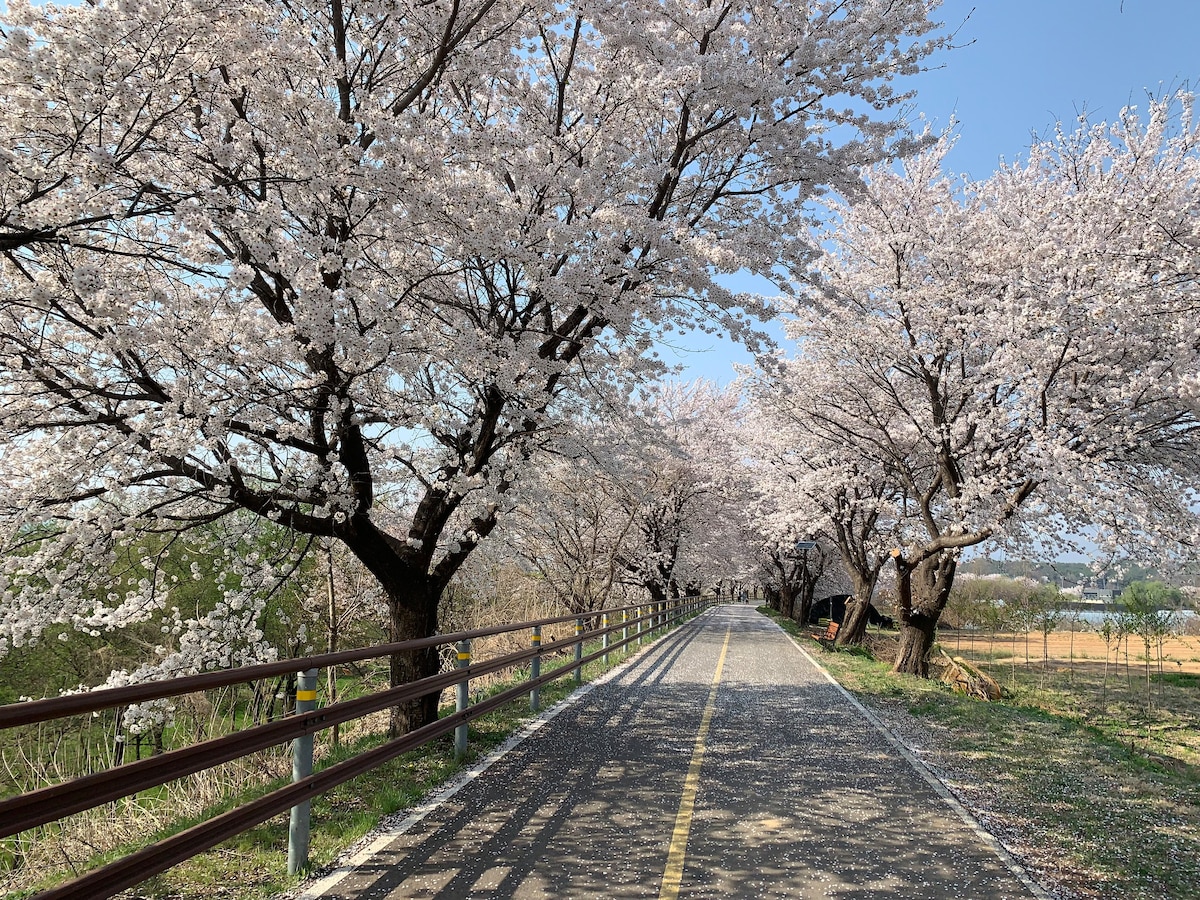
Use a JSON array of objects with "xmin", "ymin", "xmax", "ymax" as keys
[{"xmin": 300, "ymin": 605, "xmax": 1038, "ymax": 899}]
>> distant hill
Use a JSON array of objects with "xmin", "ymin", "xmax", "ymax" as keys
[{"xmin": 958, "ymin": 558, "xmax": 1166, "ymax": 588}]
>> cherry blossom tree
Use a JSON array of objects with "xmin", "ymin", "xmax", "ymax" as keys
[
  {"xmin": 494, "ymin": 381, "xmax": 755, "ymax": 617},
  {"xmin": 767, "ymin": 98, "xmax": 1200, "ymax": 675},
  {"xmin": 0, "ymin": 0, "xmax": 947, "ymax": 729},
  {"xmin": 740, "ymin": 390, "xmax": 901, "ymax": 641},
  {"xmin": 502, "ymin": 449, "xmax": 644, "ymax": 617},
  {"xmin": 573, "ymin": 382, "xmax": 746, "ymax": 606},
  {"xmin": 754, "ymin": 538, "xmax": 838, "ymax": 624}
]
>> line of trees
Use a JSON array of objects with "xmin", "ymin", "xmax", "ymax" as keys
[
  {"xmin": 0, "ymin": 0, "xmax": 951, "ymax": 731},
  {"xmin": 943, "ymin": 574, "xmax": 1192, "ymax": 709},
  {"xmin": 5, "ymin": 0, "xmax": 1199, "ymax": 712},
  {"xmin": 739, "ymin": 99, "xmax": 1200, "ymax": 674}
]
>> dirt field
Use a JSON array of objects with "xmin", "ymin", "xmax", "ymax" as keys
[{"xmin": 941, "ymin": 628, "xmax": 1200, "ymax": 673}]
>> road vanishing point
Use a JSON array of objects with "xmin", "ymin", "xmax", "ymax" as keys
[{"xmin": 298, "ymin": 605, "xmax": 1041, "ymax": 899}]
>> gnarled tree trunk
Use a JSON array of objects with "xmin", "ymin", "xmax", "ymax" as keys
[
  {"xmin": 892, "ymin": 552, "xmax": 957, "ymax": 676},
  {"xmin": 838, "ymin": 597, "xmax": 871, "ymax": 645},
  {"xmin": 894, "ymin": 611, "xmax": 940, "ymax": 676}
]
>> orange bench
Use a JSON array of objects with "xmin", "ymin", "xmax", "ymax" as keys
[{"xmin": 810, "ymin": 620, "xmax": 839, "ymax": 648}]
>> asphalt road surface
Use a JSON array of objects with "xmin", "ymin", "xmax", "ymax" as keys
[{"xmin": 301, "ymin": 605, "xmax": 1039, "ymax": 899}]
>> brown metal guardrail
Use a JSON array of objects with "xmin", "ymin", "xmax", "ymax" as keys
[{"xmin": 0, "ymin": 595, "xmax": 714, "ymax": 899}]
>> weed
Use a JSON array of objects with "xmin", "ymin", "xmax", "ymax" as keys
[{"xmin": 1155, "ymin": 671, "xmax": 1200, "ymax": 689}]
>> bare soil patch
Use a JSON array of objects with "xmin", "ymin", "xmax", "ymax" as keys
[{"xmin": 943, "ymin": 628, "xmax": 1200, "ymax": 673}]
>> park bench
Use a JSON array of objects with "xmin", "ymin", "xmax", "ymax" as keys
[{"xmin": 810, "ymin": 619, "xmax": 839, "ymax": 648}]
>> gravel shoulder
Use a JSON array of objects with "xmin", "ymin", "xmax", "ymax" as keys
[{"xmin": 853, "ymin": 697, "xmax": 1074, "ymax": 898}]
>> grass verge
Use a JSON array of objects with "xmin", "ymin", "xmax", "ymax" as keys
[{"xmin": 757, "ymin": 606, "xmax": 1200, "ymax": 900}]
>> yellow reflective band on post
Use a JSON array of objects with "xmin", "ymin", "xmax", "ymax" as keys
[
  {"xmin": 532, "ymin": 636, "xmax": 541, "ymax": 642},
  {"xmin": 296, "ymin": 690, "xmax": 318, "ymax": 702},
  {"xmin": 457, "ymin": 652, "xmax": 471, "ymax": 661}
]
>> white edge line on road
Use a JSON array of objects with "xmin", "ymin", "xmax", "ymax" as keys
[
  {"xmin": 776, "ymin": 624, "xmax": 1055, "ymax": 900},
  {"xmin": 291, "ymin": 609, "xmax": 716, "ymax": 900}
]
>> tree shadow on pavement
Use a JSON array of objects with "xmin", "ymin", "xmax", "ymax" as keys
[{"xmin": 318, "ymin": 611, "xmax": 1036, "ymax": 899}]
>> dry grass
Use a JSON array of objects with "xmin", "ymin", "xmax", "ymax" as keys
[
  {"xmin": 1, "ymin": 746, "xmax": 293, "ymax": 897},
  {"xmin": 942, "ymin": 627, "xmax": 1200, "ymax": 769},
  {"xmin": 944, "ymin": 628, "xmax": 1200, "ymax": 673},
  {"xmin": 1, "ymin": 607, "xmax": 675, "ymax": 899}
]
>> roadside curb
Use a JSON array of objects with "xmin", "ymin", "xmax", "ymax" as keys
[{"xmin": 773, "ymin": 620, "xmax": 1055, "ymax": 900}]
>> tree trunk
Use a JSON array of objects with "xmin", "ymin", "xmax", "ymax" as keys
[
  {"xmin": 894, "ymin": 613, "xmax": 939, "ymax": 676},
  {"xmin": 327, "ymin": 542, "xmax": 341, "ymax": 748},
  {"xmin": 795, "ymin": 578, "xmax": 816, "ymax": 626},
  {"xmin": 780, "ymin": 582, "xmax": 798, "ymax": 620},
  {"xmin": 384, "ymin": 576, "xmax": 442, "ymax": 736},
  {"xmin": 113, "ymin": 709, "xmax": 125, "ymax": 766},
  {"xmin": 839, "ymin": 598, "xmax": 871, "ymax": 645},
  {"xmin": 646, "ymin": 580, "xmax": 669, "ymax": 606},
  {"xmin": 343, "ymin": 520, "xmax": 447, "ymax": 737},
  {"xmin": 763, "ymin": 583, "xmax": 782, "ymax": 612},
  {"xmin": 836, "ymin": 571, "xmax": 879, "ymax": 647},
  {"xmin": 891, "ymin": 552, "xmax": 957, "ymax": 677}
]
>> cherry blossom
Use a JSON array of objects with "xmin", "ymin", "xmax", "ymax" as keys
[
  {"xmin": 749, "ymin": 98, "xmax": 1200, "ymax": 674},
  {"xmin": 0, "ymin": 0, "xmax": 947, "ymax": 726}
]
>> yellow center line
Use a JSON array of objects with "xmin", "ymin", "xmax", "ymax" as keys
[{"xmin": 659, "ymin": 626, "xmax": 732, "ymax": 900}]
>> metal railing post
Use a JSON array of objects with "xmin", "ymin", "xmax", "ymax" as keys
[
  {"xmin": 602, "ymin": 612, "xmax": 610, "ymax": 665},
  {"xmin": 455, "ymin": 640, "xmax": 471, "ymax": 759},
  {"xmin": 637, "ymin": 605, "xmax": 643, "ymax": 645},
  {"xmin": 288, "ymin": 667, "xmax": 319, "ymax": 876},
  {"xmin": 622, "ymin": 609, "xmax": 628, "ymax": 645},
  {"xmin": 530, "ymin": 626, "xmax": 541, "ymax": 712},
  {"xmin": 574, "ymin": 617, "xmax": 584, "ymax": 684}
]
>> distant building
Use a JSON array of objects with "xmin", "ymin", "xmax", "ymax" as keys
[{"xmin": 1080, "ymin": 586, "xmax": 1117, "ymax": 605}]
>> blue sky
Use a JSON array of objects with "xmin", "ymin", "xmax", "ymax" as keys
[
  {"xmin": 920, "ymin": 0, "xmax": 1200, "ymax": 178},
  {"xmin": 671, "ymin": 0, "xmax": 1200, "ymax": 384}
]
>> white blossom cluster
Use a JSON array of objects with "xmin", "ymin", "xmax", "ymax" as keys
[
  {"xmin": 739, "ymin": 97, "xmax": 1200, "ymax": 662},
  {"xmin": 0, "ymin": 0, "xmax": 947, "ymax": 690},
  {"xmin": 500, "ymin": 382, "xmax": 763, "ymax": 607}
]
